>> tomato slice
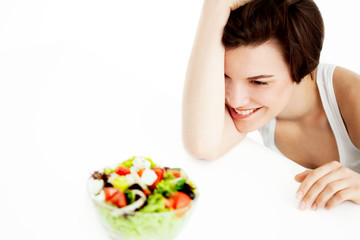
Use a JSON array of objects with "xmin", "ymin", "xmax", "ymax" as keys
[
  {"xmin": 117, "ymin": 191, "xmax": 127, "ymax": 208},
  {"xmin": 149, "ymin": 167, "xmax": 164, "ymax": 188},
  {"xmin": 164, "ymin": 197, "xmax": 175, "ymax": 209},
  {"xmin": 137, "ymin": 168, "xmax": 145, "ymax": 177},
  {"xmin": 104, "ymin": 187, "xmax": 118, "ymax": 201},
  {"xmin": 104, "ymin": 187, "xmax": 127, "ymax": 208},
  {"xmin": 143, "ymin": 189, "xmax": 152, "ymax": 196},
  {"xmin": 167, "ymin": 169, "xmax": 181, "ymax": 178},
  {"xmin": 166, "ymin": 192, "xmax": 192, "ymax": 217},
  {"xmin": 110, "ymin": 191, "xmax": 127, "ymax": 208},
  {"xmin": 173, "ymin": 192, "xmax": 192, "ymax": 209},
  {"xmin": 115, "ymin": 166, "xmax": 131, "ymax": 175}
]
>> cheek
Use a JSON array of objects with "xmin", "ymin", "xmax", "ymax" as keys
[
  {"xmin": 267, "ymin": 83, "xmax": 293, "ymax": 109},
  {"xmin": 225, "ymin": 79, "xmax": 232, "ymax": 100},
  {"xmin": 250, "ymin": 90, "xmax": 269, "ymax": 105},
  {"xmin": 252, "ymin": 83, "xmax": 293, "ymax": 108}
]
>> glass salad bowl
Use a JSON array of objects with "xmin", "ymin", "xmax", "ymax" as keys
[{"xmin": 87, "ymin": 156, "xmax": 198, "ymax": 240}]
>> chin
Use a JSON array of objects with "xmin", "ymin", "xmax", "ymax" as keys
[
  {"xmin": 233, "ymin": 116, "xmax": 272, "ymax": 133},
  {"xmin": 234, "ymin": 122, "xmax": 259, "ymax": 133},
  {"xmin": 231, "ymin": 107, "xmax": 275, "ymax": 133}
]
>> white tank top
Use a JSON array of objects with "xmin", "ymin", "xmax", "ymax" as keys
[{"xmin": 259, "ymin": 63, "xmax": 360, "ymax": 173}]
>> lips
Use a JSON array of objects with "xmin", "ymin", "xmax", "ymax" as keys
[
  {"xmin": 228, "ymin": 106, "xmax": 261, "ymax": 119},
  {"xmin": 234, "ymin": 108, "xmax": 255, "ymax": 115}
]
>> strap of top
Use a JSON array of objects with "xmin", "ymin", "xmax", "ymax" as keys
[
  {"xmin": 316, "ymin": 63, "xmax": 360, "ymax": 164},
  {"xmin": 258, "ymin": 118, "xmax": 283, "ymax": 155}
]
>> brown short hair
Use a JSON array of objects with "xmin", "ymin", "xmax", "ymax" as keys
[{"xmin": 222, "ymin": 0, "xmax": 324, "ymax": 83}]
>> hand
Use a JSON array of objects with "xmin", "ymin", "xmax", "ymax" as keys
[
  {"xmin": 227, "ymin": 0, "xmax": 253, "ymax": 11},
  {"xmin": 295, "ymin": 161, "xmax": 360, "ymax": 210}
]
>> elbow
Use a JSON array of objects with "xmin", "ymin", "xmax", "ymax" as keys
[
  {"xmin": 182, "ymin": 126, "xmax": 223, "ymax": 160},
  {"xmin": 182, "ymin": 139, "xmax": 222, "ymax": 161},
  {"xmin": 186, "ymin": 149, "xmax": 220, "ymax": 161}
]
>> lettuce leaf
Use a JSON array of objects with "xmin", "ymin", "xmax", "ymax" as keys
[
  {"xmin": 138, "ymin": 193, "xmax": 168, "ymax": 213},
  {"xmin": 155, "ymin": 178, "xmax": 186, "ymax": 198},
  {"xmin": 120, "ymin": 156, "xmax": 157, "ymax": 168},
  {"xmin": 120, "ymin": 156, "xmax": 136, "ymax": 168},
  {"xmin": 111, "ymin": 176, "xmax": 130, "ymax": 192}
]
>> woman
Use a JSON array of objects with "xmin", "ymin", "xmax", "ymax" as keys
[{"xmin": 182, "ymin": 0, "xmax": 360, "ymax": 210}]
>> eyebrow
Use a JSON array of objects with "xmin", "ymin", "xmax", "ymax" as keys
[
  {"xmin": 224, "ymin": 74, "xmax": 274, "ymax": 80},
  {"xmin": 247, "ymin": 75, "xmax": 274, "ymax": 80}
]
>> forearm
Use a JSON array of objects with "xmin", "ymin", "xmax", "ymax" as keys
[{"xmin": 182, "ymin": 0, "xmax": 231, "ymax": 158}]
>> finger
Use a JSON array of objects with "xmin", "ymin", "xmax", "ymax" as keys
[
  {"xmin": 300, "ymin": 167, "xmax": 347, "ymax": 210},
  {"xmin": 296, "ymin": 161, "xmax": 341, "ymax": 201},
  {"xmin": 314, "ymin": 179, "xmax": 350, "ymax": 210},
  {"xmin": 325, "ymin": 188, "xmax": 353, "ymax": 210},
  {"xmin": 295, "ymin": 170, "xmax": 312, "ymax": 183}
]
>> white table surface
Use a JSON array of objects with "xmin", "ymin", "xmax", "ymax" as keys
[{"xmin": 1, "ymin": 1, "xmax": 360, "ymax": 239}]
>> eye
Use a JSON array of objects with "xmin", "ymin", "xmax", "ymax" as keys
[{"xmin": 252, "ymin": 80, "xmax": 268, "ymax": 86}]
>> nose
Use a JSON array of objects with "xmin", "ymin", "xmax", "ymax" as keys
[{"xmin": 225, "ymin": 82, "xmax": 251, "ymax": 107}]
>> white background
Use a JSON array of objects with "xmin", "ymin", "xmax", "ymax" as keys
[{"xmin": 1, "ymin": 0, "xmax": 360, "ymax": 239}]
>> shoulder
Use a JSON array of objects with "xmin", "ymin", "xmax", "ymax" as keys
[{"xmin": 332, "ymin": 66, "xmax": 360, "ymax": 148}]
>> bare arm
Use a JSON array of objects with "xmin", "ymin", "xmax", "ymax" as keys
[
  {"xmin": 333, "ymin": 66, "xmax": 360, "ymax": 148},
  {"xmin": 293, "ymin": 67, "xmax": 360, "ymax": 211},
  {"xmin": 182, "ymin": 0, "xmax": 248, "ymax": 160}
]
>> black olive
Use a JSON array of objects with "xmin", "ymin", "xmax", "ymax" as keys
[
  {"xmin": 179, "ymin": 183, "xmax": 190, "ymax": 192},
  {"xmin": 92, "ymin": 171, "xmax": 109, "ymax": 184},
  {"xmin": 92, "ymin": 171, "xmax": 103, "ymax": 180},
  {"xmin": 188, "ymin": 191, "xmax": 196, "ymax": 200},
  {"xmin": 104, "ymin": 182, "xmax": 113, "ymax": 187},
  {"xmin": 102, "ymin": 174, "xmax": 108, "ymax": 182},
  {"xmin": 161, "ymin": 191, "xmax": 171, "ymax": 198},
  {"xmin": 178, "ymin": 183, "xmax": 196, "ymax": 199},
  {"xmin": 129, "ymin": 184, "xmax": 143, "ymax": 191}
]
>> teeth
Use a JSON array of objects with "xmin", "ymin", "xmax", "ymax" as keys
[{"xmin": 234, "ymin": 108, "xmax": 255, "ymax": 115}]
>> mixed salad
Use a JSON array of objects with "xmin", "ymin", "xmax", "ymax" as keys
[{"xmin": 88, "ymin": 156, "xmax": 197, "ymax": 240}]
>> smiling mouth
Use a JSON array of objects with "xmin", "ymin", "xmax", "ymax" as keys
[
  {"xmin": 229, "ymin": 107, "xmax": 262, "ymax": 119},
  {"xmin": 234, "ymin": 108, "xmax": 256, "ymax": 115}
]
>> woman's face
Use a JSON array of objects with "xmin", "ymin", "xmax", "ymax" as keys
[{"xmin": 224, "ymin": 41, "xmax": 294, "ymax": 133}]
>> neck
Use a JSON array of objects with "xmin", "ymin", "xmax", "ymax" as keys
[{"xmin": 277, "ymin": 69, "xmax": 322, "ymax": 122}]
